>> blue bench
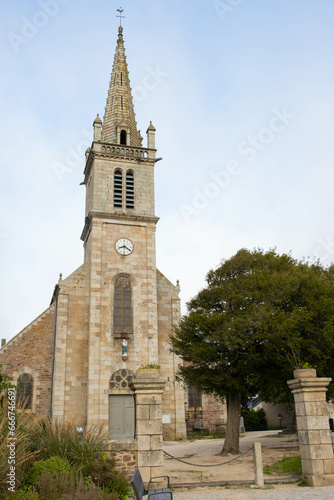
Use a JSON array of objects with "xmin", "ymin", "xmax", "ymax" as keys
[{"xmin": 131, "ymin": 467, "xmax": 173, "ymax": 500}]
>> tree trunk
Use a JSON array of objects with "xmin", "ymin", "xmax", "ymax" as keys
[{"xmin": 221, "ymin": 394, "xmax": 242, "ymax": 455}]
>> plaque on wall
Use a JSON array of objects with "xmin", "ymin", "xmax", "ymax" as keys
[{"xmin": 162, "ymin": 413, "xmax": 171, "ymax": 424}]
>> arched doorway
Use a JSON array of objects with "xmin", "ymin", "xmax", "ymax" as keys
[{"xmin": 109, "ymin": 369, "xmax": 135, "ymax": 440}]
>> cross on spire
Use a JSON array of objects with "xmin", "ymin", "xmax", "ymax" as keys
[{"xmin": 116, "ymin": 8, "xmax": 125, "ymax": 26}]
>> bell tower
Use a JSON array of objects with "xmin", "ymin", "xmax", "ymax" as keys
[
  {"xmin": 82, "ymin": 25, "xmax": 158, "ymax": 229},
  {"xmin": 80, "ymin": 24, "xmax": 175, "ymax": 432}
]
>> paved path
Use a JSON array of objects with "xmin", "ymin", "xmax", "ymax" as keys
[{"xmin": 172, "ymin": 485, "xmax": 334, "ymax": 499}]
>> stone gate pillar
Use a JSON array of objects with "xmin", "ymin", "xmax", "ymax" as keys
[
  {"xmin": 288, "ymin": 368, "xmax": 334, "ymax": 487},
  {"xmin": 130, "ymin": 369, "xmax": 166, "ymax": 485}
]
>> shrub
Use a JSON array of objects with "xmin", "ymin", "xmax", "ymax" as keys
[
  {"xmin": 138, "ymin": 364, "xmax": 161, "ymax": 369},
  {"xmin": 27, "ymin": 456, "xmax": 73, "ymax": 486},
  {"xmin": 37, "ymin": 470, "xmax": 72, "ymax": 499},
  {"xmin": 84, "ymin": 454, "xmax": 130, "ymax": 499},
  {"xmin": 0, "ymin": 405, "xmax": 41, "ymax": 493},
  {"xmin": 242, "ymin": 408, "xmax": 267, "ymax": 431},
  {"xmin": 29, "ymin": 419, "xmax": 109, "ymax": 469},
  {"xmin": 36, "ymin": 470, "xmax": 109, "ymax": 500},
  {"xmin": 2, "ymin": 487, "xmax": 40, "ymax": 500},
  {"xmin": 1, "ymin": 414, "xmax": 124, "ymax": 498}
]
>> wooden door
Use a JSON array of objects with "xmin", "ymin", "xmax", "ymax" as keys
[{"xmin": 109, "ymin": 395, "xmax": 135, "ymax": 440}]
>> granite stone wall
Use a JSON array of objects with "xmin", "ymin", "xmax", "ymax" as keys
[{"xmin": 0, "ymin": 304, "xmax": 55, "ymax": 414}]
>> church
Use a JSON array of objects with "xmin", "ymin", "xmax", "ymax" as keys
[{"xmin": 0, "ymin": 23, "xmax": 226, "ymax": 440}]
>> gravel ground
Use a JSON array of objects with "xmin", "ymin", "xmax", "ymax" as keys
[
  {"xmin": 163, "ymin": 431, "xmax": 300, "ymax": 485},
  {"xmin": 172, "ymin": 484, "xmax": 334, "ymax": 499},
  {"xmin": 127, "ymin": 431, "xmax": 334, "ymax": 499}
]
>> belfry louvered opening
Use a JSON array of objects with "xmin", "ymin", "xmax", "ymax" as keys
[
  {"xmin": 120, "ymin": 129, "xmax": 127, "ymax": 145},
  {"xmin": 114, "ymin": 169, "xmax": 123, "ymax": 209},
  {"xmin": 126, "ymin": 171, "xmax": 134, "ymax": 210}
]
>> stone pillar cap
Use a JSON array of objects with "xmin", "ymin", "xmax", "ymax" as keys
[{"xmin": 288, "ymin": 377, "xmax": 332, "ymax": 393}]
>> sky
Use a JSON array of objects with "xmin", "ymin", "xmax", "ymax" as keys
[{"xmin": 1, "ymin": 0, "xmax": 334, "ymax": 342}]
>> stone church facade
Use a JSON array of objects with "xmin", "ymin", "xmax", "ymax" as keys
[{"xmin": 0, "ymin": 25, "xmax": 226, "ymax": 440}]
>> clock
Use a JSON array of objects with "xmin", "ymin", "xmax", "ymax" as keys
[{"xmin": 115, "ymin": 238, "xmax": 134, "ymax": 256}]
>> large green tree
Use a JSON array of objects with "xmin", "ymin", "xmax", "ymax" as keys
[{"xmin": 170, "ymin": 249, "xmax": 334, "ymax": 455}]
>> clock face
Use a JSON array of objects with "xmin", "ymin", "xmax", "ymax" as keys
[{"xmin": 115, "ymin": 238, "xmax": 134, "ymax": 256}]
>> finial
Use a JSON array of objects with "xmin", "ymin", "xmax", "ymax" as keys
[
  {"xmin": 147, "ymin": 121, "xmax": 156, "ymax": 132},
  {"xmin": 117, "ymin": 7, "xmax": 125, "ymax": 26}
]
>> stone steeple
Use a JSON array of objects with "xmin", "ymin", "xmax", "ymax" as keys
[{"xmin": 101, "ymin": 25, "xmax": 140, "ymax": 146}]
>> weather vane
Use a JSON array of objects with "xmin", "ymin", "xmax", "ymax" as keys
[{"xmin": 117, "ymin": 8, "xmax": 125, "ymax": 26}]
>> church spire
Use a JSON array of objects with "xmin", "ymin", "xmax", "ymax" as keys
[{"xmin": 101, "ymin": 25, "xmax": 140, "ymax": 146}]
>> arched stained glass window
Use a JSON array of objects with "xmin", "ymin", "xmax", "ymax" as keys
[
  {"xmin": 126, "ymin": 171, "xmax": 134, "ymax": 210},
  {"xmin": 114, "ymin": 169, "xmax": 123, "ymax": 209},
  {"xmin": 188, "ymin": 385, "xmax": 202, "ymax": 408},
  {"xmin": 17, "ymin": 373, "xmax": 33, "ymax": 409},
  {"xmin": 114, "ymin": 276, "xmax": 132, "ymax": 334},
  {"xmin": 109, "ymin": 369, "xmax": 134, "ymax": 390}
]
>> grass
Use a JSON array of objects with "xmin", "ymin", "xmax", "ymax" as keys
[
  {"xmin": 298, "ymin": 476, "xmax": 308, "ymax": 487},
  {"xmin": 186, "ymin": 431, "xmax": 226, "ymax": 440},
  {"xmin": 263, "ymin": 434, "xmax": 286, "ymax": 438},
  {"xmin": 172, "ymin": 470, "xmax": 203, "ymax": 479},
  {"xmin": 263, "ymin": 434, "xmax": 298, "ymax": 441},
  {"xmin": 0, "ymin": 405, "xmax": 42, "ymax": 491},
  {"xmin": 264, "ymin": 455, "xmax": 301, "ymax": 476},
  {"xmin": 29, "ymin": 418, "xmax": 109, "ymax": 468}
]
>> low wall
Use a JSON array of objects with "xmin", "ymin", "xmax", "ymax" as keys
[
  {"xmin": 255, "ymin": 402, "xmax": 294, "ymax": 430},
  {"xmin": 186, "ymin": 394, "xmax": 227, "ymax": 433},
  {"xmin": 106, "ymin": 440, "xmax": 137, "ymax": 481}
]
